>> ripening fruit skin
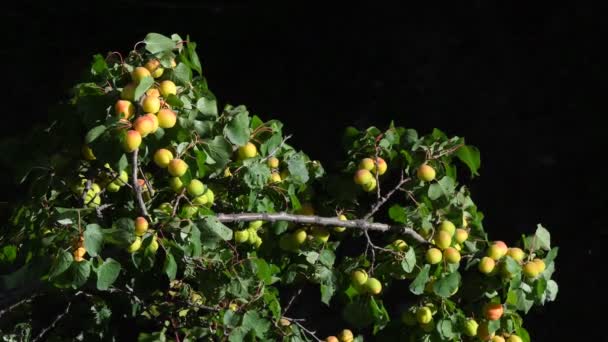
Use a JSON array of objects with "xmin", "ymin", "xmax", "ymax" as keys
[
  {"xmin": 439, "ymin": 220, "xmax": 456, "ymax": 236},
  {"xmin": 487, "ymin": 241, "xmax": 508, "ymax": 260},
  {"xmin": 478, "ymin": 321, "xmax": 494, "ymax": 341},
  {"xmin": 491, "ymin": 336, "xmax": 506, "ymax": 342},
  {"xmin": 204, "ymin": 188, "xmax": 215, "ymax": 205},
  {"xmin": 157, "ymin": 109, "xmax": 177, "ymax": 128},
  {"xmin": 115, "ymin": 100, "xmax": 135, "ymax": 119},
  {"xmin": 484, "ymin": 303, "xmax": 504, "ymax": 321},
  {"xmin": 168, "ymin": 177, "xmax": 184, "ymax": 193},
  {"xmin": 374, "ymin": 157, "xmax": 387, "ymax": 175},
  {"xmin": 146, "ymin": 88, "xmax": 161, "ymax": 97},
  {"xmin": 181, "ymin": 205, "xmax": 198, "ymax": 218},
  {"xmin": 160, "ymin": 80, "xmax": 177, "ymax": 97},
  {"xmin": 292, "ymin": 228, "xmax": 307, "ymax": 245},
  {"xmin": 147, "ymin": 236, "xmax": 159, "ymax": 253},
  {"xmin": 351, "ymin": 269, "xmax": 368, "ymax": 288},
  {"xmin": 353, "ymin": 169, "xmax": 373, "ymax": 185},
  {"xmin": 522, "ymin": 262, "xmax": 540, "ymax": 278},
  {"xmin": 152, "ymin": 67, "xmax": 164, "ymax": 78},
  {"xmin": 533, "ymin": 258, "xmax": 546, "ymax": 273},
  {"xmin": 392, "ymin": 239, "xmax": 407, "ymax": 251},
  {"xmin": 127, "ymin": 237, "xmax": 142, "ymax": 253},
  {"xmin": 454, "ymin": 228, "xmax": 469, "ymax": 244},
  {"xmin": 237, "ymin": 142, "xmax": 258, "ymax": 160},
  {"xmin": 132, "ymin": 66, "xmax": 151, "ymax": 83},
  {"xmin": 74, "ymin": 247, "xmax": 86, "ymax": 259},
  {"xmin": 364, "ymin": 277, "xmax": 382, "ymax": 295},
  {"xmin": 443, "ymin": 247, "xmax": 461, "ymax": 264},
  {"xmin": 154, "ymin": 149, "xmax": 174, "ymax": 168},
  {"xmin": 478, "ymin": 256, "xmax": 496, "ymax": 274},
  {"xmin": 338, "ymin": 329, "xmax": 354, "ymax": 342},
  {"xmin": 426, "ymin": 248, "xmax": 443, "ymax": 264},
  {"xmin": 142, "ymin": 96, "xmax": 161, "ymax": 113},
  {"xmin": 359, "ymin": 158, "xmax": 375, "ymax": 171},
  {"xmin": 269, "ymin": 172, "xmax": 282, "ymax": 183},
  {"xmin": 435, "ymin": 230, "xmax": 452, "ymax": 250},
  {"xmin": 326, "ymin": 337, "xmax": 339, "ymax": 342},
  {"xmin": 133, "ymin": 115, "xmax": 155, "ymax": 137},
  {"xmin": 187, "ymin": 179, "xmax": 205, "ymax": 197},
  {"xmin": 249, "ymin": 220, "xmax": 263, "ymax": 230},
  {"xmin": 507, "ymin": 247, "xmax": 525, "ymax": 262},
  {"xmin": 267, "ymin": 156, "xmax": 279, "ymax": 169},
  {"xmin": 334, "ymin": 214, "xmax": 347, "ymax": 232},
  {"xmin": 506, "ymin": 335, "xmax": 523, "ymax": 342},
  {"xmin": 416, "ymin": 306, "xmax": 433, "ymax": 324},
  {"xmin": 168, "ymin": 159, "xmax": 188, "ymax": 177},
  {"xmin": 463, "ymin": 318, "xmax": 478, "ymax": 337},
  {"xmin": 145, "ymin": 113, "xmax": 159, "ymax": 133},
  {"xmin": 234, "ymin": 230, "xmax": 249, "ymax": 243},
  {"xmin": 82, "ymin": 145, "xmax": 96, "ymax": 160},
  {"xmin": 121, "ymin": 83, "xmax": 136, "ymax": 101},
  {"xmin": 311, "ymin": 226, "xmax": 330, "ymax": 243},
  {"xmin": 144, "ymin": 59, "xmax": 160, "ymax": 73},
  {"xmin": 123, "ymin": 130, "xmax": 142, "ymax": 152},
  {"xmin": 134, "ymin": 217, "xmax": 149, "ymax": 236},
  {"xmin": 417, "ymin": 164, "xmax": 436, "ymax": 182},
  {"xmin": 361, "ymin": 178, "xmax": 377, "ymax": 192}
]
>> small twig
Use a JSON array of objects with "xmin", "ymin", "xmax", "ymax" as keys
[
  {"xmin": 283, "ymin": 288, "xmax": 302, "ymax": 315},
  {"xmin": 172, "ymin": 191, "xmax": 187, "ymax": 217},
  {"xmin": 131, "ymin": 150, "xmax": 150, "ymax": 219},
  {"xmin": 261, "ymin": 134, "xmax": 292, "ymax": 162},
  {"xmin": 95, "ymin": 203, "xmax": 114, "ymax": 219},
  {"xmin": 0, "ymin": 294, "xmax": 40, "ymax": 318},
  {"xmin": 139, "ymin": 167, "xmax": 155, "ymax": 197},
  {"xmin": 32, "ymin": 302, "xmax": 72, "ymax": 342},
  {"xmin": 283, "ymin": 317, "xmax": 322, "ymax": 342},
  {"xmin": 364, "ymin": 172, "xmax": 411, "ymax": 220}
]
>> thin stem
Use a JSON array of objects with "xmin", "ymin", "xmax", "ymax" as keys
[
  {"xmin": 131, "ymin": 150, "xmax": 150, "ymax": 220},
  {"xmin": 364, "ymin": 172, "xmax": 411, "ymax": 220},
  {"xmin": 32, "ymin": 302, "xmax": 72, "ymax": 342}
]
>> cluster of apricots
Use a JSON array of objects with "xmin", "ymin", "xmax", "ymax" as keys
[
  {"xmin": 350, "ymin": 268, "xmax": 382, "ymax": 296},
  {"xmin": 477, "ymin": 240, "xmax": 546, "ymax": 279},
  {"xmin": 324, "ymin": 328, "xmax": 354, "ymax": 342},
  {"xmin": 353, "ymin": 157, "xmax": 387, "ymax": 192},
  {"xmin": 126, "ymin": 216, "xmax": 157, "ymax": 254},
  {"xmin": 234, "ymin": 220, "xmax": 264, "ymax": 248},
  {"xmin": 277, "ymin": 205, "xmax": 348, "ymax": 252},
  {"xmin": 425, "ymin": 220, "xmax": 469, "ymax": 266}
]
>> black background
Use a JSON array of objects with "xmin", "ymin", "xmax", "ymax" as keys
[{"xmin": 2, "ymin": 2, "xmax": 606, "ymax": 341}]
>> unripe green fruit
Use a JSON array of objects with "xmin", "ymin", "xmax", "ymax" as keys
[
  {"xmin": 134, "ymin": 115, "xmax": 155, "ymax": 137},
  {"xmin": 491, "ymin": 336, "xmax": 506, "ymax": 342},
  {"xmin": 116, "ymin": 170, "xmax": 129, "ymax": 186},
  {"xmin": 484, "ymin": 303, "xmax": 504, "ymax": 320},
  {"xmin": 160, "ymin": 80, "xmax": 177, "ymax": 97},
  {"xmin": 187, "ymin": 179, "xmax": 205, "ymax": 197},
  {"xmin": 291, "ymin": 228, "xmax": 307, "ymax": 245},
  {"xmin": 121, "ymin": 83, "xmax": 136, "ymax": 101},
  {"xmin": 506, "ymin": 335, "xmax": 523, "ymax": 342},
  {"xmin": 334, "ymin": 214, "xmax": 347, "ymax": 232},
  {"xmin": 123, "ymin": 130, "xmax": 142, "ymax": 152},
  {"xmin": 234, "ymin": 230, "xmax": 249, "ymax": 243},
  {"xmin": 361, "ymin": 178, "xmax": 377, "ymax": 192},
  {"xmin": 533, "ymin": 258, "xmax": 546, "ymax": 273},
  {"xmin": 132, "ymin": 66, "xmax": 151, "ymax": 83},
  {"xmin": 147, "ymin": 236, "xmax": 159, "ymax": 253},
  {"xmin": 454, "ymin": 228, "xmax": 469, "ymax": 244},
  {"xmin": 157, "ymin": 109, "xmax": 177, "ymax": 128},
  {"xmin": 280, "ymin": 169, "xmax": 289, "ymax": 180},
  {"xmin": 142, "ymin": 96, "xmax": 161, "ymax": 113},
  {"xmin": 168, "ymin": 159, "xmax": 188, "ymax": 177},
  {"xmin": 157, "ymin": 202, "xmax": 173, "ymax": 215},
  {"xmin": 134, "ymin": 217, "xmax": 148, "ymax": 236},
  {"xmin": 463, "ymin": 318, "xmax": 479, "ymax": 337},
  {"xmin": 435, "ymin": 230, "xmax": 452, "ymax": 250},
  {"xmin": 443, "ymin": 247, "xmax": 461, "ymax": 264},
  {"xmin": 253, "ymin": 236, "xmax": 263, "ymax": 248},
  {"xmin": 249, "ymin": 220, "xmax": 264, "ymax": 230},
  {"xmin": 311, "ymin": 226, "xmax": 330, "ymax": 243},
  {"xmin": 181, "ymin": 205, "xmax": 198, "ymax": 219},
  {"xmin": 204, "ymin": 188, "xmax": 214, "ymax": 204},
  {"xmin": 154, "ymin": 149, "xmax": 174, "ymax": 168},
  {"xmin": 81, "ymin": 145, "xmax": 96, "ymax": 160},
  {"xmin": 337, "ymin": 329, "xmax": 353, "ymax": 342},
  {"xmin": 522, "ymin": 262, "xmax": 540, "ymax": 278},
  {"xmin": 478, "ymin": 256, "xmax": 496, "ymax": 274},
  {"xmin": 193, "ymin": 194, "xmax": 208, "ymax": 206},
  {"xmin": 426, "ymin": 248, "xmax": 442, "ymax": 264},
  {"xmin": 247, "ymin": 229, "xmax": 259, "ymax": 245},
  {"xmin": 115, "ymin": 100, "xmax": 135, "ymax": 119},
  {"xmin": 91, "ymin": 183, "xmax": 101, "ymax": 193},
  {"xmin": 439, "ymin": 220, "xmax": 456, "ymax": 236},
  {"xmin": 364, "ymin": 277, "xmax": 382, "ymax": 295},
  {"xmin": 353, "ymin": 169, "xmax": 373, "ymax": 185},
  {"xmin": 168, "ymin": 177, "xmax": 184, "ymax": 193},
  {"xmin": 269, "ymin": 172, "xmax": 282, "ymax": 183},
  {"xmin": 106, "ymin": 182, "xmax": 121, "ymax": 192},
  {"xmin": 417, "ymin": 163, "xmax": 436, "ymax": 182},
  {"xmin": 506, "ymin": 247, "xmax": 525, "ymax": 262},
  {"xmin": 401, "ymin": 311, "xmax": 417, "ymax": 326},
  {"xmin": 359, "ymin": 158, "xmax": 375, "ymax": 171},
  {"xmin": 267, "ymin": 156, "xmax": 279, "ymax": 169},
  {"xmin": 391, "ymin": 239, "xmax": 407, "ymax": 251},
  {"xmin": 487, "ymin": 241, "xmax": 508, "ymax": 260},
  {"xmin": 416, "ymin": 306, "xmax": 433, "ymax": 324},
  {"xmin": 127, "ymin": 237, "xmax": 142, "ymax": 253},
  {"xmin": 351, "ymin": 269, "xmax": 368, "ymax": 288},
  {"xmin": 237, "ymin": 142, "xmax": 258, "ymax": 159}
]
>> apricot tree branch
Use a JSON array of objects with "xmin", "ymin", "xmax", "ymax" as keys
[
  {"xmin": 32, "ymin": 302, "xmax": 72, "ymax": 342},
  {"xmin": 261, "ymin": 134, "xmax": 292, "ymax": 162},
  {"xmin": 282, "ymin": 317, "xmax": 322, "ymax": 342},
  {"xmin": 215, "ymin": 212, "xmax": 428, "ymax": 244},
  {"xmin": 132, "ymin": 150, "xmax": 150, "ymax": 219},
  {"xmin": 364, "ymin": 172, "xmax": 411, "ymax": 220}
]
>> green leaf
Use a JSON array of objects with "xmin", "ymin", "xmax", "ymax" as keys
[
  {"xmin": 244, "ymin": 163, "xmax": 271, "ymax": 189},
  {"xmin": 49, "ymin": 250, "xmax": 73, "ymax": 279},
  {"xmin": 437, "ymin": 319, "xmax": 455, "ymax": 339},
  {"xmin": 85, "ymin": 125, "xmax": 106, "ymax": 144},
  {"xmin": 545, "ymin": 280, "xmax": 558, "ymax": 302},
  {"xmin": 319, "ymin": 250, "xmax": 336, "ymax": 267},
  {"xmin": 199, "ymin": 216, "xmax": 233, "ymax": 241},
  {"xmin": 401, "ymin": 248, "xmax": 416, "ymax": 273},
  {"xmin": 286, "ymin": 152, "xmax": 309, "ymax": 185},
  {"xmin": 96, "ymin": 258, "xmax": 121, "ymax": 290},
  {"xmin": 228, "ymin": 327, "xmax": 249, "ymax": 342},
  {"xmin": 90, "ymin": 54, "xmax": 108, "ymax": 76},
  {"xmin": 173, "ymin": 63, "xmax": 192, "ymax": 84},
  {"xmin": 84, "ymin": 224, "xmax": 103, "ymax": 257},
  {"xmin": 70, "ymin": 260, "xmax": 91, "ymax": 288},
  {"xmin": 196, "ymin": 96, "xmax": 218, "ymax": 117},
  {"xmin": 202, "ymin": 136, "xmax": 232, "ymax": 170},
  {"xmin": 409, "ymin": 264, "xmax": 430, "ymax": 295},
  {"xmin": 242, "ymin": 310, "xmax": 271, "ymax": 337},
  {"xmin": 428, "ymin": 176, "xmax": 456, "ymax": 200},
  {"xmin": 532, "ymin": 224, "xmax": 551, "ymax": 251},
  {"xmin": 187, "ymin": 41, "xmax": 202, "ymax": 75},
  {"xmin": 544, "ymin": 247, "xmax": 559, "ymax": 265},
  {"xmin": 163, "ymin": 252, "xmax": 177, "ymax": 281},
  {"xmin": 433, "ymin": 271, "xmax": 461, "ymax": 298},
  {"xmin": 455, "ymin": 144, "xmax": 481, "ymax": 176},
  {"xmin": 388, "ymin": 204, "xmax": 407, "ymax": 224},
  {"xmin": 224, "ymin": 112, "xmax": 251, "ymax": 146},
  {"xmin": 144, "ymin": 33, "xmax": 177, "ymax": 54},
  {"xmin": 134, "ymin": 76, "xmax": 154, "ymax": 101}
]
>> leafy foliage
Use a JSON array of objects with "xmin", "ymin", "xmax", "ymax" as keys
[{"xmin": 0, "ymin": 33, "xmax": 558, "ymax": 341}]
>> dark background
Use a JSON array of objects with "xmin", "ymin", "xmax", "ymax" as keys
[{"xmin": 2, "ymin": 2, "xmax": 605, "ymax": 340}]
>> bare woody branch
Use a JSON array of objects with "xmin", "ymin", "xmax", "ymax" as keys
[
  {"xmin": 215, "ymin": 212, "xmax": 428, "ymax": 244},
  {"xmin": 131, "ymin": 150, "xmax": 150, "ymax": 219},
  {"xmin": 364, "ymin": 172, "xmax": 411, "ymax": 220}
]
